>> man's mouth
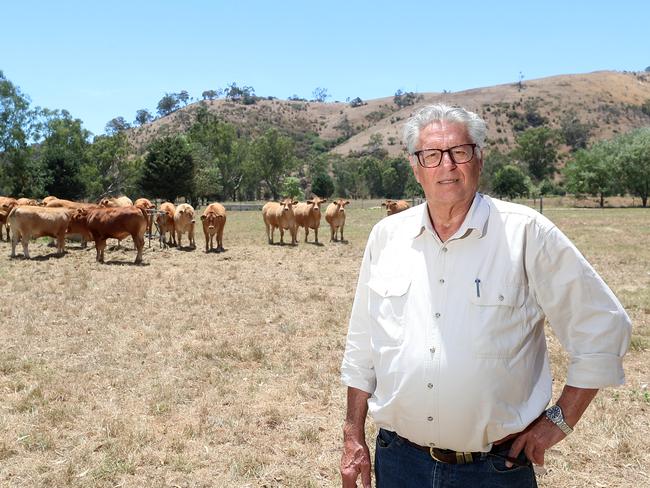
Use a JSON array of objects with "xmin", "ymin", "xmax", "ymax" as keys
[{"xmin": 437, "ymin": 178, "xmax": 459, "ymax": 184}]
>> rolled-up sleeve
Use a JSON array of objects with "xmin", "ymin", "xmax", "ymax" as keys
[
  {"xmin": 528, "ymin": 223, "xmax": 631, "ymax": 388},
  {"xmin": 340, "ymin": 229, "xmax": 377, "ymax": 394}
]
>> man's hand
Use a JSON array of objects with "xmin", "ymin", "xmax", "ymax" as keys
[
  {"xmin": 505, "ymin": 385, "xmax": 598, "ymax": 467},
  {"xmin": 506, "ymin": 414, "xmax": 566, "ymax": 466},
  {"xmin": 341, "ymin": 436, "xmax": 372, "ymax": 488}
]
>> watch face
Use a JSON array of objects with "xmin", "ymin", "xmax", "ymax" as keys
[{"xmin": 547, "ymin": 405, "xmax": 562, "ymax": 422}]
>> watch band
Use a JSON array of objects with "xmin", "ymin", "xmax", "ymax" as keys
[{"xmin": 545, "ymin": 404, "xmax": 573, "ymax": 435}]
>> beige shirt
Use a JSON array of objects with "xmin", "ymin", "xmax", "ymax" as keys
[{"xmin": 341, "ymin": 194, "xmax": 631, "ymax": 452}]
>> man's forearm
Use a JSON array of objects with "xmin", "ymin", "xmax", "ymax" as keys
[
  {"xmin": 344, "ymin": 387, "xmax": 371, "ymax": 439},
  {"xmin": 556, "ymin": 385, "xmax": 599, "ymax": 428}
]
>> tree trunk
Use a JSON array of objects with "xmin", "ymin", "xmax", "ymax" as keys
[{"xmin": 600, "ymin": 193, "xmax": 604, "ymax": 208}]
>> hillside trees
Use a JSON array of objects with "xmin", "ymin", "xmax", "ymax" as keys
[
  {"xmin": 513, "ymin": 127, "xmax": 558, "ymax": 182},
  {"xmin": 617, "ymin": 128, "xmax": 650, "ymax": 207},
  {"xmin": 82, "ymin": 132, "xmax": 139, "ymax": 199},
  {"xmin": 394, "ymin": 89, "xmax": 419, "ymax": 108},
  {"xmin": 493, "ymin": 165, "xmax": 530, "ymax": 199},
  {"xmin": 312, "ymin": 87, "xmax": 330, "ymax": 103},
  {"xmin": 105, "ymin": 116, "xmax": 130, "ymax": 135},
  {"xmin": 157, "ymin": 93, "xmax": 180, "ymax": 117},
  {"xmin": 563, "ymin": 140, "xmax": 620, "ymax": 208},
  {"xmin": 250, "ymin": 128, "xmax": 297, "ymax": 200},
  {"xmin": 41, "ymin": 114, "xmax": 91, "ymax": 200},
  {"xmin": 139, "ymin": 135, "xmax": 194, "ymax": 202},
  {"xmin": 0, "ymin": 71, "xmax": 44, "ymax": 196},
  {"xmin": 134, "ymin": 109, "xmax": 153, "ymax": 126},
  {"xmin": 560, "ymin": 110, "xmax": 592, "ymax": 151},
  {"xmin": 187, "ymin": 109, "xmax": 247, "ymax": 201},
  {"xmin": 225, "ymin": 83, "xmax": 256, "ymax": 105}
]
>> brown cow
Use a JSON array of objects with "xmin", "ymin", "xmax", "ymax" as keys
[
  {"xmin": 201, "ymin": 202, "xmax": 227, "ymax": 252},
  {"xmin": 8, "ymin": 206, "xmax": 71, "ymax": 259},
  {"xmin": 0, "ymin": 196, "xmax": 17, "ymax": 241},
  {"xmin": 134, "ymin": 198, "xmax": 156, "ymax": 236},
  {"xmin": 294, "ymin": 196, "xmax": 327, "ymax": 243},
  {"xmin": 174, "ymin": 203, "xmax": 196, "ymax": 248},
  {"xmin": 325, "ymin": 199, "xmax": 350, "ymax": 242},
  {"xmin": 156, "ymin": 202, "xmax": 176, "ymax": 247},
  {"xmin": 99, "ymin": 196, "xmax": 133, "ymax": 207},
  {"xmin": 262, "ymin": 198, "xmax": 298, "ymax": 245},
  {"xmin": 70, "ymin": 206, "xmax": 147, "ymax": 264},
  {"xmin": 46, "ymin": 199, "xmax": 98, "ymax": 247},
  {"xmin": 381, "ymin": 199, "xmax": 410, "ymax": 216}
]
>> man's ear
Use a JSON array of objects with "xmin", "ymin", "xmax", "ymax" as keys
[{"xmin": 477, "ymin": 148, "xmax": 484, "ymax": 173}]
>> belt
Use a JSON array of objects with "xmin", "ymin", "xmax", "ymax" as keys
[{"xmin": 400, "ymin": 435, "xmax": 517, "ymax": 465}]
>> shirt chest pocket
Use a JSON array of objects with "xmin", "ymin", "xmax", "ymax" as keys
[
  {"xmin": 367, "ymin": 274, "xmax": 411, "ymax": 345},
  {"xmin": 468, "ymin": 283, "xmax": 527, "ymax": 358}
]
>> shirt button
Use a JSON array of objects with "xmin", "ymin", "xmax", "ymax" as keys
[
  {"xmin": 427, "ymin": 416, "xmax": 433, "ymax": 422},
  {"xmin": 441, "ymin": 247, "xmax": 448, "ymax": 252},
  {"xmin": 430, "ymin": 347, "xmax": 436, "ymax": 353},
  {"xmin": 434, "ymin": 312, "xmax": 441, "ymax": 318},
  {"xmin": 427, "ymin": 383, "xmax": 433, "ymax": 389},
  {"xmin": 439, "ymin": 278, "xmax": 445, "ymax": 284},
  {"xmin": 498, "ymin": 294, "xmax": 504, "ymax": 301}
]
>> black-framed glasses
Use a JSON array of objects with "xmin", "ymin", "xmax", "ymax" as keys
[{"xmin": 413, "ymin": 144, "xmax": 477, "ymax": 168}]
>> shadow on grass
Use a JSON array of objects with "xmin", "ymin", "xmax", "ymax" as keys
[{"xmin": 102, "ymin": 260, "xmax": 150, "ymax": 266}]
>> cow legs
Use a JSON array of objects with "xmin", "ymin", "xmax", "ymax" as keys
[
  {"xmin": 217, "ymin": 226, "xmax": 224, "ymax": 252},
  {"xmin": 189, "ymin": 230, "xmax": 195, "ymax": 248},
  {"xmin": 96, "ymin": 239, "xmax": 107, "ymax": 263},
  {"xmin": 304, "ymin": 227, "xmax": 309, "ymax": 242},
  {"xmin": 21, "ymin": 234, "xmax": 30, "ymax": 259},
  {"xmin": 314, "ymin": 227, "xmax": 319, "ymax": 244},
  {"xmin": 340, "ymin": 223, "xmax": 345, "ymax": 242},
  {"xmin": 10, "ymin": 231, "xmax": 19, "ymax": 257},
  {"xmin": 176, "ymin": 231, "xmax": 182, "ymax": 248},
  {"xmin": 291, "ymin": 225, "xmax": 297, "ymax": 245},
  {"xmin": 56, "ymin": 234, "xmax": 66, "ymax": 256},
  {"xmin": 330, "ymin": 226, "xmax": 336, "ymax": 242},
  {"xmin": 279, "ymin": 228, "xmax": 285, "ymax": 244},
  {"xmin": 265, "ymin": 222, "xmax": 272, "ymax": 244},
  {"xmin": 133, "ymin": 234, "xmax": 144, "ymax": 264}
]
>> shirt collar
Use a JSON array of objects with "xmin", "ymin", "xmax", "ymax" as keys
[{"xmin": 411, "ymin": 193, "xmax": 490, "ymax": 240}]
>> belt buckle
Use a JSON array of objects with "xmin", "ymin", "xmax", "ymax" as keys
[{"xmin": 429, "ymin": 447, "xmax": 448, "ymax": 463}]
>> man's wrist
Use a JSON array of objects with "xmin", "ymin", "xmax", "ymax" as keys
[{"xmin": 545, "ymin": 404, "xmax": 574, "ymax": 435}]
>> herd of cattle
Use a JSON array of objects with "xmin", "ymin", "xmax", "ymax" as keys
[{"xmin": 0, "ymin": 195, "xmax": 411, "ymax": 263}]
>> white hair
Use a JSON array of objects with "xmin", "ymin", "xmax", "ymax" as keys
[{"xmin": 402, "ymin": 103, "xmax": 487, "ymax": 155}]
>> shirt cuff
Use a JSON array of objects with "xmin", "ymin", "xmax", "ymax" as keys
[
  {"xmin": 340, "ymin": 373, "xmax": 376, "ymax": 394},
  {"xmin": 567, "ymin": 354, "xmax": 625, "ymax": 388}
]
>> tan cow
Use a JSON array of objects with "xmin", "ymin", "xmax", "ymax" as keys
[
  {"xmin": 156, "ymin": 202, "xmax": 176, "ymax": 247},
  {"xmin": 41, "ymin": 196, "xmax": 58, "ymax": 206},
  {"xmin": 134, "ymin": 198, "xmax": 156, "ymax": 236},
  {"xmin": 174, "ymin": 203, "xmax": 196, "ymax": 248},
  {"xmin": 262, "ymin": 198, "xmax": 298, "ymax": 245},
  {"xmin": 381, "ymin": 199, "xmax": 410, "ymax": 216},
  {"xmin": 15, "ymin": 198, "xmax": 40, "ymax": 206},
  {"xmin": 99, "ymin": 195, "xmax": 133, "ymax": 207},
  {"xmin": 201, "ymin": 202, "xmax": 227, "ymax": 252},
  {"xmin": 0, "ymin": 196, "xmax": 17, "ymax": 241},
  {"xmin": 325, "ymin": 199, "xmax": 350, "ymax": 242},
  {"xmin": 8, "ymin": 206, "xmax": 71, "ymax": 259},
  {"xmin": 294, "ymin": 196, "xmax": 327, "ymax": 244},
  {"xmin": 70, "ymin": 206, "xmax": 147, "ymax": 264}
]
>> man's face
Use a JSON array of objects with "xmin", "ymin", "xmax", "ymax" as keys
[{"xmin": 410, "ymin": 121, "xmax": 483, "ymax": 207}]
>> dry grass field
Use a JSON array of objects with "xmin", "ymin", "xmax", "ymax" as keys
[{"xmin": 0, "ymin": 202, "xmax": 648, "ymax": 487}]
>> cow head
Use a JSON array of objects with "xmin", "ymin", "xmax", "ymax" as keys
[
  {"xmin": 382, "ymin": 199, "xmax": 398, "ymax": 215},
  {"xmin": 307, "ymin": 196, "xmax": 327, "ymax": 213},
  {"xmin": 99, "ymin": 197, "xmax": 115, "ymax": 207},
  {"xmin": 279, "ymin": 198, "xmax": 298, "ymax": 212},
  {"xmin": 334, "ymin": 199, "xmax": 350, "ymax": 212},
  {"xmin": 200, "ymin": 212, "xmax": 218, "ymax": 230}
]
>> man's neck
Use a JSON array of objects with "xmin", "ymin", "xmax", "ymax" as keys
[{"xmin": 427, "ymin": 196, "xmax": 475, "ymax": 242}]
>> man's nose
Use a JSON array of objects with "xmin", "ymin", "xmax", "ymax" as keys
[{"xmin": 440, "ymin": 150, "xmax": 457, "ymax": 168}]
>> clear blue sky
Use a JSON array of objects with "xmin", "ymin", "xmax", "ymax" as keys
[{"xmin": 2, "ymin": 0, "xmax": 648, "ymax": 136}]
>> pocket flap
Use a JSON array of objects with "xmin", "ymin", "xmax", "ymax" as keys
[
  {"xmin": 368, "ymin": 275, "xmax": 411, "ymax": 298},
  {"xmin": 470, "ymin": 283, "xmax": 525, "ymax": 307}
]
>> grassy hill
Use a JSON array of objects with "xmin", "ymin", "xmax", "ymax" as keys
[{"xmin": 128, "ymin": 70, "xmax": 650, "ymax": 158}]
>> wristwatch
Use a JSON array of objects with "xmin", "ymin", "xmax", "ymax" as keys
[{"xmin": 545, "ymin": 404, "xmax": 573, "ymax": 435}]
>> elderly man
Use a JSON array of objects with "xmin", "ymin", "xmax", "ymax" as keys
[{"xmin": 340, "ymin": 104, "xmax": 631, "ymax": 487}]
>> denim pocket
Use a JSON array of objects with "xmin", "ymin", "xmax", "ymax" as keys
[{"xmin": 376, "ymin": 428, "xmax": 398, "ymax": 449}]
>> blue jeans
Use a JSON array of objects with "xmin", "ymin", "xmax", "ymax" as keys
[{"xmin": 375, "ymin": 429, "xmax": 538, "ymax": 488}]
